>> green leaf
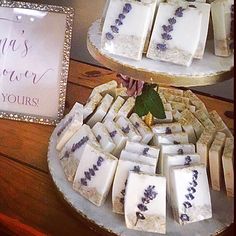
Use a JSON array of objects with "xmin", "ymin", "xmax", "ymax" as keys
[{"xmin": 134, "ymin": 85, "xmax": 166, "ymax": 119}]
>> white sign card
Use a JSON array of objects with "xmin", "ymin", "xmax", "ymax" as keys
[{"xmin": 0, "ymin": 1, "xmax": 74, "ymax": 125}]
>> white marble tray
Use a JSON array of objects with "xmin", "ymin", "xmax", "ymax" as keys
[
  {"xmin": 47, "ymin": 125, "xmax": 234, "ymax": 236},
  {"xmin": 87, "ymin": 20, "xmax": 234, "ymax": 87}
]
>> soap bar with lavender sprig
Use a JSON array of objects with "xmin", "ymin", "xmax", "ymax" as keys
[
  {"xmin": 112, "ymin": 160, "xmax": 155, "ymax": 214},
  {"xmin": 116, "ymin": 116, "xmax": 142, "ymax": 142},
  {"xmin": 56, "ymin": 102, "xmax": 83, "ymax": 151},
  {"xmin": 169, "ymin": 164, "xmax": 212, "ymax": 225},
  {"xmin": 147, "ymin": 3, "xmax": 202, "ymax": 66},
  {"xmin": 101, "ymin": 0, "xmax": 155, "ymax": 60},
  {"xmin": 124, "ymin": 172, "xmax": 166, "ymax": 234},
  {"xmin": 211, "ymin": 0, "xmax": 234, "ymax": 57},
  {"xmin": 73, "ymin": 143, "xmax": 118, "ymax": 206},
  {"xmin": 152, "ymin": 122, "xmax": 182, "ymax": 134},
  {"xmin": 59, "ymin": 124, "xmax": 100, "ymax": 182},
  {"xmin": 92, "ymin": 122, "xmax": 116, "ymax": 153}
]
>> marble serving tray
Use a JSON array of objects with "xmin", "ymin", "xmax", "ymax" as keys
[
  {"xmin": 47, "ymin": 124, "xmax": 234, "ymax": 236},
  {"xmin": 87, "ymin": 20, "xmax": 234, "ymax": 87}
]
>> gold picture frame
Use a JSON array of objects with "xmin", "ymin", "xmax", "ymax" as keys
[{"xmin": 0, "ymin": 0, "xmax": 74, "ymax": 125}]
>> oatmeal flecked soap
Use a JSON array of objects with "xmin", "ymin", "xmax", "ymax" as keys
[
  {"xmin": 147, "ymin": 3, "xmax": 202, "ymax": 66},
  {"xmin": 101, "ymin": 0, "xmax": 156, "ymax": 60}
]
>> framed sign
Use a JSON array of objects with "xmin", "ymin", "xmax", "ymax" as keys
[{"xmin": 0, "ymin": 1, "xmax": 74, "ymax": 125}]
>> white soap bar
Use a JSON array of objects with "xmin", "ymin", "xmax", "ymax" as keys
[
  {"xmin": 170, "ymin": 164, "xmax": 212, "ymax": 225},
  {"xmin": 125, "ymin": 172, "xmax": 166, "ymax": 234},
  {"xmin": 180, "ymin": 109, "xmax": 204, "ymax": 138},
  {"xmin": 183, "ymin": 90, "xmax": 208, "ymax": 114},
  {"xmin": 116, "ymin": 116, "xmax": 142, "ymax": 142},
  {"xmin": 103, "ymin": 96, "xmax": 125, "ymax": 121},
  {"xmin": 102, "ymin": 0, "xmax": 154, "ymax": 60},
  {"xmin": 129, "ymin": 113, "xmax": 154, "ymax": 144},
  {"xmin": 153, "ymin": 132, "xmax": 189, "ymax": 146},
  {"xmin": 211, "ymin": 0, "xmax": 234, "ymax": 57},
  {"xmin": 56, "ymin": 103, "xmax": 83, "ymax": 151},
  {"xmin": 73, "ymin": 143, "xmax": 118, "ymax": 206},
  {"xmin": 164, "ymin": 154, "xmax": 201, "ymax": 199},
  {"xmin": 178, "ymin": 119, "xmax": 197, "ymax": 144},
  {"xmin": 103, "ymin": 120, "xmax": 128, "ymax": 156},
  {"xmin": 59, "ymin": 124, "xmax": 100, "ymax": 182},
  {"xmin": 194, "ymin": 110, "xmax": 216, "ymax": 130},
  {"xmin": 87, "ymin": 94, "xmax": 114, "ymax": 127},
  {"xmin": 125, "ymin": 141, "xmax": 160, "ymax": 159},
  {"xmin": 147, "ymin": 3, "xmax": 202, "ymax": 66},
  {"xmin": 108, "ymin": 87, "xmax": 128, "ymax": 98},
  {"xmin": 116, "ymin": 97, "xmax": 135, "ymax": 119},
  {"xmin": 222, "ymin": 138, "xmax": 234, "ymax": 197},
  {"xmin": 89, "ymin": 80, "xmax": 118, "ymax": 98},
  {"xmin": 92, "ymin": 122, "xmax": 116, "ymax": 153},
  {"xmin": 209, "ymin": 132, "xmax": 226, "ymax": 191},
  {"xmin": 120, "ymin": 150, "xmax": 158, "ymax": 168},
  {"xmin": 153, "ymin": 111, "xmax": 173, "ymax": 124},
  {"xmin": 209, "ymin": 110, "xmax": 233, "ymax": 137},
  {"xmin": 163, "ymin": 92, "xmax": 189, "ymax": 105},
  {"xmin": 112, "ymin": 160, "xmax": 155, "ymax": 214},
  {"xmin": 159, "ymin": 87, "xmax": 184, "ymax": 97},
  {"xmin": 172, "ymin": 109, "xmax": 182, "ymax": 121},
  {"xmin": 152, "ymin": 122, "xmax": 182, "ymax": 134},
  {"xmin": 196, "ymin": 129, "xmax": 216, "ymax": 166},
  {"xmin": 159, "ymin": 143, "xmax": 196, "ymax": 174},
  {"xmin": 84, "ymin": 93, "xmax": 103, "ymax": 120}
]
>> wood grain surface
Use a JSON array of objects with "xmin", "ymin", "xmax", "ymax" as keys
[{"xmin": 0, "ymin": 60, "xmax": 234, "ymax": 236}]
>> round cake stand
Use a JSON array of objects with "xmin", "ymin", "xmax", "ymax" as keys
[{"xmin": 87, "ymin": 19, "xmax": 234, "ymax": 87}]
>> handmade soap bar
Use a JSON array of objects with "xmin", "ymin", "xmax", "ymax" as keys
[
  {"xmin": 92, "ymin": 122, "xmax": 116, "ymax": 153},
  {"xmin": 59, "ymin": 124, "xmax": 100, "ymax": 182},
  {"xmin": 152, "ymin": 132, "xmax": 189, "ymax": 146},
  {"xmin": 120, "ymin": 150, "xmax": 158, "ymax": 167},
  {"xmin": 211, "ymin": 0, "xmax": 234, "ymax": 57},
  {"xmin": 163, "ymin": 92, "xmax": 190, "ymax": 105},
  {"xmin": 222, "ymin": 138, "xmax": 234, "ymax": 197},
  {"xmin": 194, "ymin": 110, "xmax": 216, "ymax": 130},
  {"xmin": 159, "ymin": 143, "xmax": 196, "ymax": 174},
  {"xmin": 153, "ymin": 111, "xmax": 173, "ymax": 124},
  {"xmin": 147, "ymin": 3, "xmax": 202, "ymax": 66},
  {"xmin": 209, "ymin": 110, "xmax": 233, "ymax": 137},
  {"xmin": 112, "ymin": 160, "xmax": 155, "ymax": 214},
  {"xmin": 163, "ymin": 103, "xmax": 173, "ymax": 111},
  {"xmin": 152, "ymin": 122, "xmax": 182, "ymax": 134},
  {"xmin": 164, "ymin": 153, "xmax": 201, "ymax": 199},
  {"xmin": 56, "ymin": 103, "xmax": 83, "ymax": 151},
  {"xmin": 170, "ymin": 164, "xmax": 212, "ymax": 225},
  {"xmin": 89, "ymin": 80, "xmax": 118, "ymax": 98},
  {"xmin": 116, "ymin": 116, "xmax": 142, "ymax": 142},
  {"xmin": 209, "ymin": 132, "xmax": 226, "ymax": 191},
  {"xmin": 116, "ymin": 97, "xmax": 135, "ymax": 119},
  {"xmin": 125, "ymin": 141, "xmax": 160, "ymax": 159},
  {"xmin": 129, "ymin": 113, "xmax": 154, "ymax": 144},
  {"xmin": 87, "ymin": 94, "xmax": 114, "ymax": 127},
  {"xmin": 159, "ymin": 87, "xmax": 184, "ymax": 97},
  {"xmin": 196, "ymin": 129, "xmax": 216, "ymax": 166},
  {"xmin": 103, "ymin": 96, "xmax": 125, "ymax": 121},
  {"xmin": 102, "ymin": 0, "xmax": 155, "ymax": 60},
  {"xmin": 103, "ymin": 120, "xmax": 128, "ymax": 156},
  {"xmin": 178, "ymin": 119, "xmax": 197, "ymax": 144},
  {"xmin": 73, "ymin": 143, "xmax": 118, "ymax": 206},
  {"xmin": 125, "ymin": 172, "xmax": 166, "ymax": 234},
  {"xmin": 83, "ymin": 93, "xmax": 103, "ymax": 120}
]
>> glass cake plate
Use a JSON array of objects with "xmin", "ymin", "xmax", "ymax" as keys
[
  {"xmin": 87, "ymin": 20, "xmax": 234, "ymax": 87},
  {"xmin": 47, "ymin": 124, "xmax": 234, "ymax": 236}
]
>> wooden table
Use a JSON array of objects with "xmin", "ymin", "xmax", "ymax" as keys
[{"xmin": 0, "ymin": 60, "xmax": 234, "ymax": 236}]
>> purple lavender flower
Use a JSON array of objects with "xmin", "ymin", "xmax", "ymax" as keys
[
  {"xmin": 162, "ymin": 24, "xmax": 173, "ymax": 33},
  {"xmin": 123, "ymin": 3, "xmax": 132, "ymax": 13},
  {"xmin": 190, "ymin": 180, "xmax": 198, "ymax": 187},
  {"xmin": 134, "ymin": 122, "xmax": 140, "ymax": 129},
  {"xmin": 180, "ymin": 214, "xmax": 190, "ymax": 222},
  {"xmin": 165, "ymin": 127, "xmax": 172, "ymax": 134},
  {"xmin": 57, "ymin": 117, "xmax": 73, "ymax": 136},
  {"xmin": 187, "ymin": 187, "xmax": 196, "ymax": 194},
  {"xmin": 119, "ymin": 13, "xmax": 125, "ymax": 20},
  {"xmin": 133, "ymin": 165, "xmax": 141, "ymax": 173},
  {"xmin": 178, "ymin": 149, "xmax": 184, "ymax": 155},
  {"xmin": 136, "ymin": 212, "xmax": 145, "ymax": 220},
  {"xmin": 111, "ymin": 25, "xmax": 119, "ymax": 33},
  {"xmin": 144, "ymin": 185, "xmax": 158, "ymax": 200},
  {"xmin": 109, "ymin": 130, "xmax": 117, "ymax": 138},
  {"xmin": 89, "ymin": 168, "xmax": 95, "ymax": 176},
  {"xmin": 156, "ymin": 43, "xmax": 167, "ymax": 52},
  {"xmin": 84, "ymin": 171, "xmax": 91, "ymax": 180},
  {"xmin": 183, "ymin": 201, "xmax": 192, "ymax": 209},
  {"xmin": 60, "ymin": 151, "xmax": 70, "ymax": 161},
  {"xmin": 106, "ymin": 32, "xmax": 114, "ymax": 40},
  {"xmin": 71, "ymin": 136, "xmax": 89, "ymax": 152},
  {"xmin": 188, "ymin": 4, "xmax": 197, "ymax": 8},
  {"xmin": 184, "ymin": 156, "xmax": 192, "ymax": 165},
  {"xmin": 115, "ymin": 19, "xmax": 123, "ymax": 26},
  {"xmin": 141, "ymin": 197, "xmax": 150, "ymax": 204},
  {"xmin": 81, "ymin": 178, "xmax": 88, "ymax": 186},
  {"xmin": 96, "ymin": 135, "xmax": 102, "ymax": 142},
  {"xmin": 97, "ymin": 156, "xmax": 104, "ymax": 166},
  {"xmin": 138, "ymin": 204, "xmax": 148, "ymax": 212},
  {"xmin": 168, "ymin": 17, "xmax": 176, "ymax": 25},
  {"xmin": 162, "ymin": 33, "xmax": 172, "ymax": 41},
  {"xmin": 93, "ymin": 164, "xmax": 98, "ymax": 171},
  {"xmin": 175, "ymin": 7, "xmax": 185, "ymax": 17},
  {"xmin": 122, "ymin": 125, "xmax": 130, "ymax": 134},
  {"xmin": 143, "ymin": 148, "xmax": 149, "ymax": 156},
  {"xmin": 185, "ymin": 193, "xmax": 194, "ymax": 201}
]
